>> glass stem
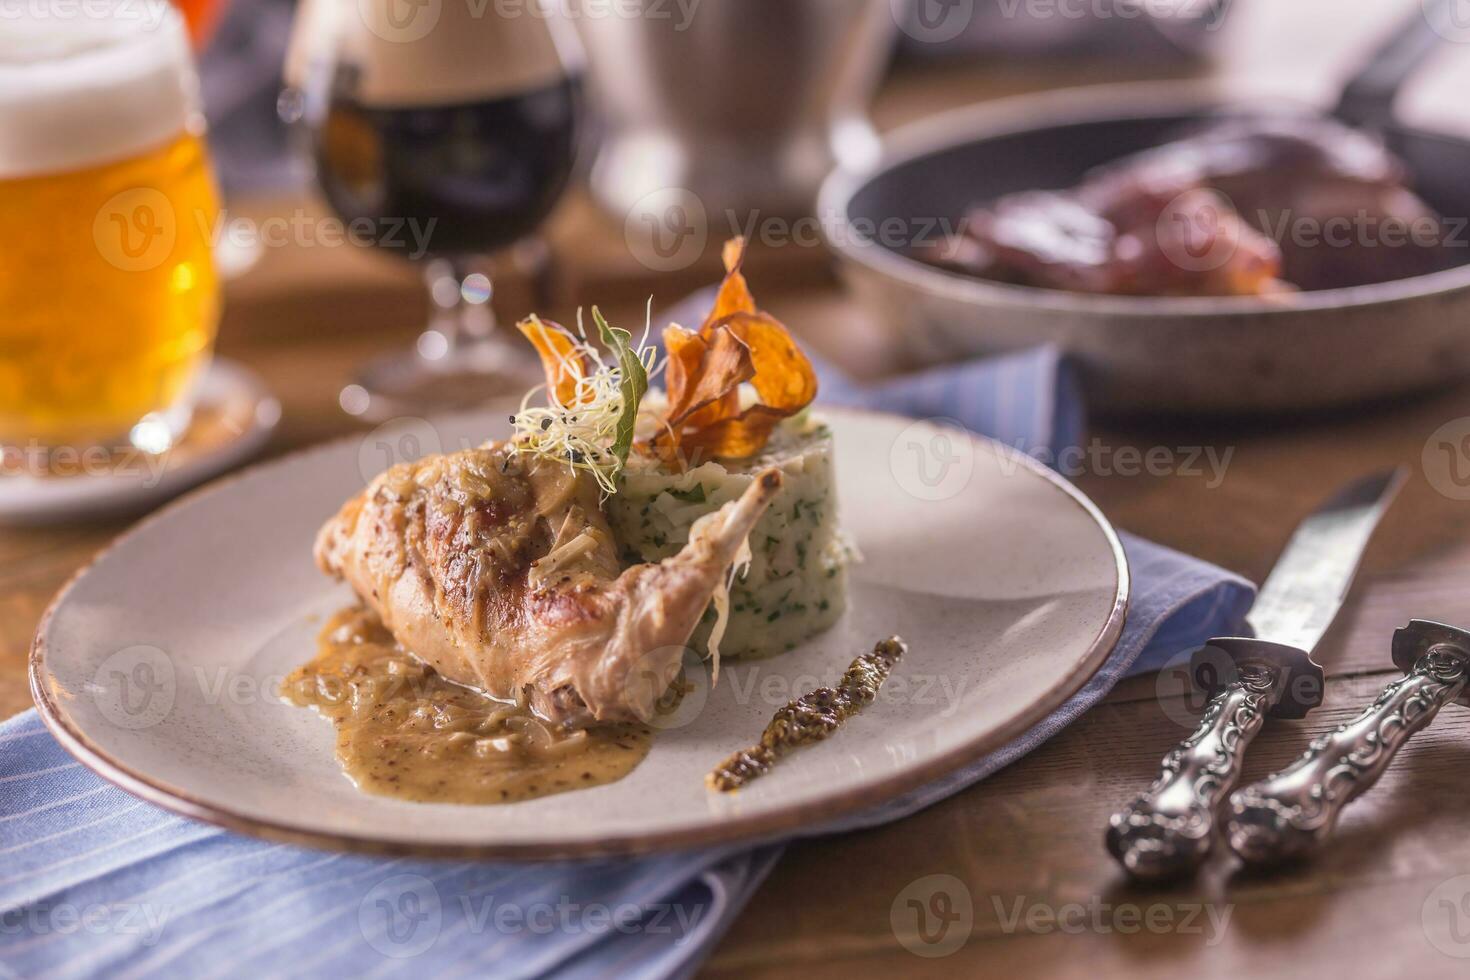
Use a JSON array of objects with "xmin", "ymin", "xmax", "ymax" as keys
[{"xmin": 420, "ymin": 257, "xmax": 496, "ymax": 365}]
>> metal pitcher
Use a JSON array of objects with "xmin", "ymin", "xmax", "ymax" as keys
[{"xmin": 573, "ymin": 0, "xmax": 895, "ymax": 222}]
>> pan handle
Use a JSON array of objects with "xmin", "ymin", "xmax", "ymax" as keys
[{"xmin": 1334, "ymin": 0, "xmax": 1458, "ymax": 130}]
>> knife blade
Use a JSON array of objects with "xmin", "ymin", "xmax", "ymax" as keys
[
  {"xmin": 1246, "ymin": 469, "xmax": 1407, "ymax": 651},
  {"xmin": 1105, "ymin": 467, "xmax": 1406, "ymax": 880}
]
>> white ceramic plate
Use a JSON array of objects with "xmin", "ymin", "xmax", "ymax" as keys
[{"xmin": 31, "ymin": 408, "xmax": 1128, "ymax": 859}]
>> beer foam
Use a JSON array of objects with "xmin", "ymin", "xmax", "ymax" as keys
[
  {"xmin": 0, "ymin": 7, "xmax": 199, "ymax": 180},
  {"xmin": 286, "ymin": 0, "xmax": 582, "ymax": 109}
]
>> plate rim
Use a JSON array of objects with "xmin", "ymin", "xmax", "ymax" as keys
[{"xmin": 29, "ymin": 406, "xmax": 1130, "ymax": 860}]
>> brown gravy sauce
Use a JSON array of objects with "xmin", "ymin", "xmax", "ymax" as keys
[{"xmin": 281, "ymin": 607, "xmax": 653, "ymax": 804}]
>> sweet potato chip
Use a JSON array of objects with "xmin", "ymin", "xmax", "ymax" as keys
[
  {"xmin": 662, "ymin": 324, "xmax": 754, "ymax": 429},
  {"xmin": 717, "ymin": 312, "xmax": 817, "ymax": 412},
  {"xmin": 660, "ymin": 325, "xmax": 706, "ymax": 421},
  {"xmin": 673, "ymin": 407, "xmax": 787, "ymax": 462},
  {"xmin": 643, "ymin": 239, "xmax": 818, "ymax": 465},
  {"xmin": 698, "ymin": 237, "xmax": 756, "ymax": 334},
  {"xmin": 517, "ymin": 315, "xmax": 586, "ymax": 405}
]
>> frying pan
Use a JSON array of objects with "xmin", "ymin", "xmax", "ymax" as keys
[{"xmin": 819, "ymin": 2, "xmax": 1470, "ymax": 415}]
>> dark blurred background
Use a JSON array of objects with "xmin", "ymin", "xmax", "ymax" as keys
[{"xmin": 201, "ymin": 0, "xmax": 1470, "ymax": 200}]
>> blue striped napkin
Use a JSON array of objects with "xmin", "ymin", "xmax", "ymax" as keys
[{"xmin": 0, "ymin": 328, "xmax": 1253, "ymax": 978}]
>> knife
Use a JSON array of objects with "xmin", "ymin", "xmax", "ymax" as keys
[
  {"xmin": 1227, "ymin": 618, "xmax": 1470, "ymax": 864},
  {"xmin": 1106, "ymin": 468, "xmax": 1406, "ymax": 880}
]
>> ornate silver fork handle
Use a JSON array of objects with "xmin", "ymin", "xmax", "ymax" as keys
[
  {"xmin": 1227, "ymin": 643, "xmax": 1470, "ymax": 865},
  {"xmin": 1106, "ymin": 664, "xmax": 1279, "ymax": 880}
]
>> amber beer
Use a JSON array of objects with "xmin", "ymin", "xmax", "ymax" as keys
[{"xmin": 0, "ymin": 10, "xmax": 221, "ymax": 450}]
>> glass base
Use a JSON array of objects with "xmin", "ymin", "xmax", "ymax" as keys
[
  {"xmin": 2, "ymin": 384, "xmax": 197, "ymax": 462},
  {"xmin": 339, "ymin": 337, "xmax": 542, "ymax": 422},
  {"xmin": 128, "ymin": 398, "xmax": 196, "ymax": 456}
]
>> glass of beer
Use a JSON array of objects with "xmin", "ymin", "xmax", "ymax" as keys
[
  {"xmin": 283, "ymin": 0, "xmax": 583, "ymax": 418},
  {"xmin": 0, "ymin": 9, "xmax": 221, "ymax": 454}
]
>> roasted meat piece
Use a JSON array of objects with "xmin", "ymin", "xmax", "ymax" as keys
[
  {"xmin": 951, "ymin": 183, "xmax": 1284, "ymax": 296},
  {"xmin": 930, "ymin": 115, "xmax": 1451, "ymax": 295},
  {"xmin": 315, "ymin": 443, "xmax": 782, "ymax": 727}
]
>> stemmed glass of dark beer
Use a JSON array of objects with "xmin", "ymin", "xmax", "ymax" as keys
[{"xmin": 283, "ymin": 0, "xmax": 582, "ymax": 418}]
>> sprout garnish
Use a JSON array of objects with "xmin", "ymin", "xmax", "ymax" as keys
[{"xmin": 510, "ymin": 305, "xmax": 656, "ymax": 495}]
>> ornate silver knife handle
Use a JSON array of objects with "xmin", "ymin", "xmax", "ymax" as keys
[
  {"xmin": 1103, "ymin": 469, "xmax": 1401, "ymax": 880},
  {"xmin": 1227, "ymin": 621, "xmax": 1470, "ymax": 865},
  {"xmin": 1107, "ymin": 665, "xmax": 1278, "ymax": 879}
]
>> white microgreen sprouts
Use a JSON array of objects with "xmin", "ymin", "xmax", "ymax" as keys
[{"xmin": 510, "ymin": 306, "xmax": 658, "ymax": 496}]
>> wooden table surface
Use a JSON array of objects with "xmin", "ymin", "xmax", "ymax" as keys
[{"xmin": 10, "ymin": 3, "xmax": 1470, "ymax": 974}]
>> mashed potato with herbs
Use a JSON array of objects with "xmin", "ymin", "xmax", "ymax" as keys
[{"xmin": 607, "ymin": 412, "xmax": 852, "ymax": 659}]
